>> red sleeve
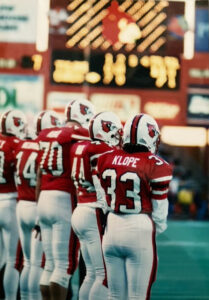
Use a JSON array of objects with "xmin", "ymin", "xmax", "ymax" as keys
[
  {"xmin": 89, "ymin": 142, "xmax": 114, "ymax": 174},
  {"xmin": 71, "ymin": 127, "xmax": 89, "ymax": 141},
  {"xmin": 148, "ymin": 155, "xmax": 173, "ymax": 201}
]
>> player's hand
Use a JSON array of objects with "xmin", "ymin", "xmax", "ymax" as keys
[
  {"xmin": 155, "ymin": 221, "xmax": 167, "ymax": 235},
  {"xmin": 32, "ymin": 223, "xmax": 41, "ymax": 240},
  {"xmin": 33, "ymin": 224, "xmax": 41, "ymax": 233},
  {"xmin": 80, "ymin": 180, "xmax": 96, "ymax": 193}
]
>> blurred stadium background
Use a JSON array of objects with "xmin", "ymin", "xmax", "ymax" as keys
[{"xmin": 0, "ymin": 0, "xmax": 209, "ymax": 299}]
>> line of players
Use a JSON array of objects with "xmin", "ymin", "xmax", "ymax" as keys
[{"xmin": 0, "ymin": 98, "xmax": 172, "ymax": 300}]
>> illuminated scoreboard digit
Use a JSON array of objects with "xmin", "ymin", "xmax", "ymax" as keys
[{"xmin": 51, "ymin": 50, "xmax": 180, "ymax": 89}]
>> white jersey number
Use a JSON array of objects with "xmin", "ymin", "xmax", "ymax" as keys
[
  {"xmin": 39, "ymin": 141, "xmax": 64, "ymax": 176},
  {"xmin": 102, "ymin": 169, "xmax": 141, "ymax": 213},
  {"xmin": 0, "ymin": 151, "xmax": 6, "ymax": 183},
  {"xmin": 71, "ymin": 145, "xmax": 86, "ymax": 188},
  {"xmin": 16, "ymin": 151, "xmax": 38, "ymax": 187}
]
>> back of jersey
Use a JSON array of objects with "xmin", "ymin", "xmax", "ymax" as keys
[
  {"xmin": 97, "ymin": 148, "xmax": 172, "ymax": 214},
  {"xmin": 15, "ymin": 139, "xmax": 39, "ymax": 201},
  {"xmin": 70, "ymin": 140, "xmax": 113, "ymax": 204},
  {"xmin": 38, "ymin": 126, "xmax": 89, "ymax": 193},
  {"xmin": 0, "ymin": 134, "xmax": 19, "ymax": 194}
]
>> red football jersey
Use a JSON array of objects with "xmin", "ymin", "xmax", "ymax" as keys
[
  {"xmin": 97, "ymin": 149, "xmax": 173, "ymax": 214},
  {"xmin": 0, "ymin": 133, "xmax": 19, "ymax": 193},
  {"xmin": 70, "ymin": 140, "xmax": 114, "ymax": 204},
  {"xmin": 15, "ymin": 139, "xmax": 39, "ymax": 201},
  {"xmin": 37, "ymin": 126, "xmax": 89, "ymax": 193}
]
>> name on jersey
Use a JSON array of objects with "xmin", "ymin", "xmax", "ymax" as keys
[
  {"xmin": 22, "ymin": 142, "xmax": 39, "ymax": 150},
  {"xmin": 112, "ymin": 155, "xmax": 140, "ymax": 167},
  {"xmin": 0, "ymin": 140, "xmax": 6, "ymax": 148}
]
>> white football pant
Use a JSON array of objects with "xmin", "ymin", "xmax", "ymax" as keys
[
  {"xmin": 38, "ymin": 190, "xmax": 73, "ymax": 289},
  {"xmin": 103, "ymin": 213, "xmax": 157, "ymax": 300},
  {"xmin": 16, "ymin": 200, "xmax": 43, "ymax": 300},
  {"xmin": 71, "ymin": 205, "xmax": 108, "ymax": 300},
  {"xmin": 0, "ymin": 198, "xmax": 20, "ymax": 300}
]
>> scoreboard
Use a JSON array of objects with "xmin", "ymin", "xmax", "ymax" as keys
[
  {"xmin": 51, "ymin": 50, "xmax": 180, "ymax": 90},
  {"xmin": 49, "ymin": 0, "xmax": 183, "ymax": 90}
]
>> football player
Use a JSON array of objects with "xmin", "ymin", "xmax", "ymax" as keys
[
  {"xmin": 96, "ymin": 113, "xmax": 173, "ymax": 300},
  {"xmin": 15, "ymin": 125, "xmax": 43, "ymax": 300},
  {"xmin": 36, "ymin": 99, "xmax": 95, "ymax": 300},
  {"xmin": 0, "ymin": 109, "xmax": 26, "ymax": 300},
  {"xmin": 70, "ymin": 111, "xmax": 123, "ymax": 300}
]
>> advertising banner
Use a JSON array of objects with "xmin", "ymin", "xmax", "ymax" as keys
[
  {"xmin": 47, "ymin": 91, "xmax": 86, "ymax": 117},
  {"xmin": 0, "ymin": 0, "xmax": 37, "ymax": 43},
  {"xmin": 0, "ymin": 74, "xmax": 43, "ymax": 126},
  {"xmin": 90, "ymin": 93, "xmax": 140, "ymax": 122},
  {"xmin": 195, "ymin": 8, "xmax": 209, "ymax": 52},
  {"xmin": 187, "ymin": 86, "xmax": 209, "ymax": 125},
  {"xmin": 142, "ymin": 96, "xmax": 185, "ymax": 126}
]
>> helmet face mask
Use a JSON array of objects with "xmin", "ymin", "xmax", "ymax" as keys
[
  {"xmin": 35, "ymin": 110, "xmax": 62, "ymax": 135},
  {"xmin": 123, "ymin": 113, "xmax": 160, "ymax": 154},
  {"xmin": 0, "ymin": 110, "xmax": 27, "ymax": 139},
  {"xmin": 89, "ymin": 111, "xmax": 123, "ymax": 146},
  {"xmin": 65, "ymin": 99, "xmax": 95, "ymax": 129}
]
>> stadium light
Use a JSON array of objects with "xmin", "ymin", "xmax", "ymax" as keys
[
  {"xmin": 36, "ymin": 0, "xmax": 50, "ymax": 52},
  {"xmin": 167, "ymin": 0, "xmax": 196, "ymax": 59},
  {"xmin": 161, "ymin": 126, "xmax": 207, "ymax": 147},
  {"xmin": 183, "ymin": 0, "xmax": 195, "ymax": 59}
]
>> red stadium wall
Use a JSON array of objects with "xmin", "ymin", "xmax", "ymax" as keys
[{"xmin": 0, "ymin": 46, "xmax": 208, "ymax": 128}]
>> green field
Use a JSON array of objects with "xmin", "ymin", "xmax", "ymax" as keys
[{"xmin": 151, "ymin": 220, "xmax": 209, "ymax": 300}]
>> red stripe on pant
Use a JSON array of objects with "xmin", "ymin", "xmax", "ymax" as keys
[
  {"xmin": 96, "ymin": 208, "xmax": 108, "ymax": 288},
  {"xmin": 67, "ymin": 194, "xmax": 80, "ymax": 275},
  {"xmin": 146, "ymin": 219, "xmax": 158, "ymax": 300},
  {"xmin": 15, "ymin": 239, "xmax": 23, "ymax": 272}
]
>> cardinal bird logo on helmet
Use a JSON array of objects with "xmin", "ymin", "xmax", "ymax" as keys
[
  {"xmin": 147, "ymin": 123, "xmax": 156, "ymax": 138},
  {"xmin": 80, "ymin": 104, "xmax": 89, "ymax": 116},
  {"xmin": 101, "ymin": 120, "xmax": 113, "ymax": 133},
  {"xmin": 13, "ymin": 117, "xmax": 22, "ymax": 127}
]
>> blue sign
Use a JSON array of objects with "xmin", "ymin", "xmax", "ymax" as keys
[
  {"xmin": 195, "ymin": 9, "xmax": 209, "ymax": 52},
  {"xmin": 187, "ymin": 87, "xmax": 209, "ymax": 125}
]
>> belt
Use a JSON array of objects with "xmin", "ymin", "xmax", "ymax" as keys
[{"xmin": 112, "ymin": 210, "xmax": 151, "ymax": 216}]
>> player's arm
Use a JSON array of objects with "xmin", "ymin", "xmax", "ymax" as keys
[
  {"xmin": 150, "ymin": 175, "xmax": 172, "ymax": 234},
  {"xmin": 35, "ymin": 165, "xmax": 42, "ymax": 203},
  {"xmin": 71, "ymin": 126, "xmax": 90, "ymax": 141},
  {"xmin": 92, "ymin": 173, "xmax": 108, "ymax": 213},
  {"xmin": 34, "ymin": 161, "xmax": 42, "ymax": 232},
  {"xmin": 91, "ymin": 152, "xmax": 112, "ymax": 213}
]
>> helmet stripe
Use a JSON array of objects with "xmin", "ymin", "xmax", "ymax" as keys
[
  {"xmin": 66, "ymin": 100, "xmax": 76, "ymax": 122},
  {"xmin": 1, "ymin": 110, "xmax": 11, "ymax": 135},
  {"xmin": 36, "ymin": 111, "xmax": 46, "ymax": 135},
  {"xmin": 130, "ymin": 114, "xmax": 143, "ymax": 144},
  {"xmin": 89, "ymin": 112, "xmax": 102, "ymax": 139}
]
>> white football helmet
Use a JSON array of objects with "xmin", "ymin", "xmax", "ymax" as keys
[
  {"xmin": 0, "ymin": 109, "xmax": 27, "ymax": 139},
  {"xmin": 123, "ymin": 113, "xmax": 160, "ymax": 153},
  {"xmin": 35, "ymin": 110, "xmax": 62, "ymax": 135},
  {"xmin": 89, "ymin": 111, "xmax": 123, "ymax": 146},
  {"xmin": 65, "ymin": 98, "xmax": 95, "ymax": 129}
]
